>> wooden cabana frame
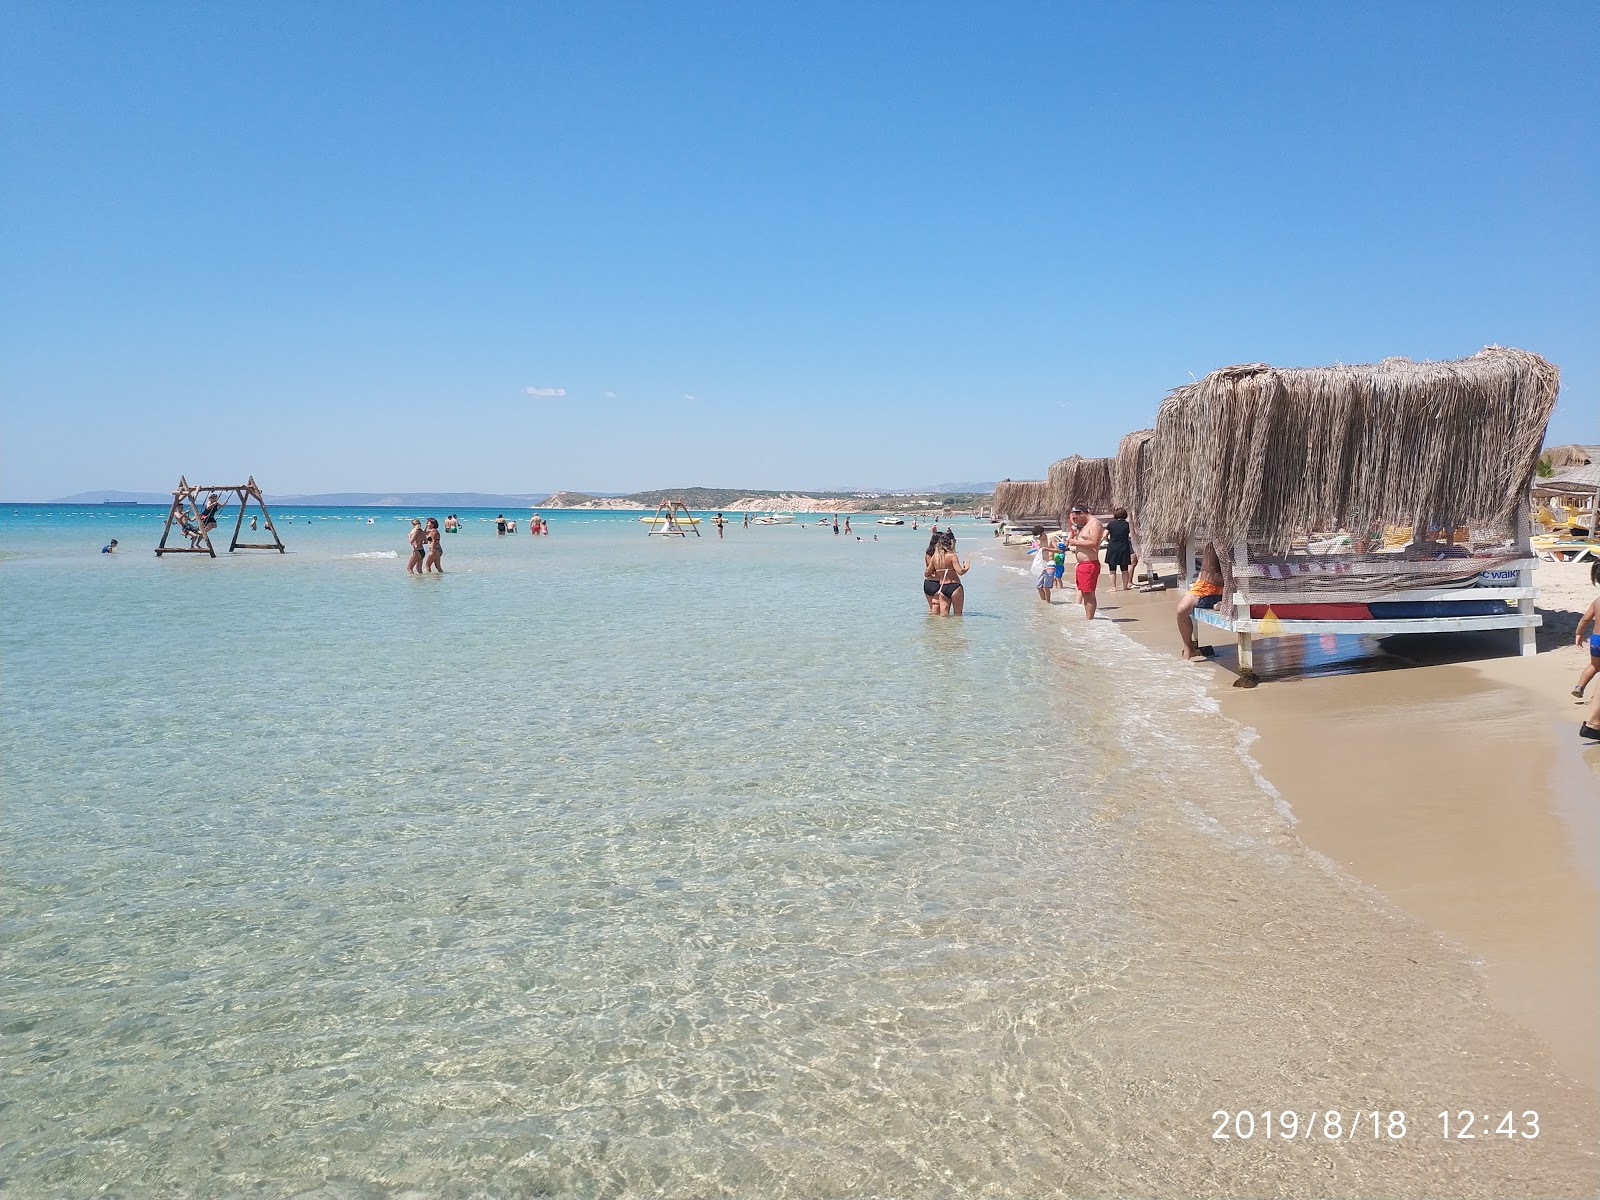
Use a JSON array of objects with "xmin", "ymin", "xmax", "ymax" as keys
[
  {"xmin": 156, "ymin": 475, "xmax": 286, "ymax": 558},
  {"xmin": 1143, "ymin": 347, "xmax": 1559, "ymax": 681}
]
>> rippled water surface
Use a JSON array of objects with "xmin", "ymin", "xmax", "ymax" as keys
[{"xmin": 3, "ymin": 506, "xmax": 1596, "ymax": 1197}]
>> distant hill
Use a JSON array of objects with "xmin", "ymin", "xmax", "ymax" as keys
[
  {"xmin": 268, "ymin": 492, "xmax": 552, "ymax": 508},
  {"xmin": 53, "ymin": 490, "xmax": 174, "ymax": 504},
  {"xmin": 543, "ymin": 485, "xmax": 996, "ymax": 511},
  {"xmin": 48, "ymin": 484, "xmax": 995, "ymax": 508}
]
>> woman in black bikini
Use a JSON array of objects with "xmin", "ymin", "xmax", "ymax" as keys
[
  {"xmin": 407, "ymin": 518, "xmax": 426, "ymax": 574},
  {"xmin": 934, "ymin": 531, "xmax": 969, "ymax": 616},
  {"xmin": 923, "ymin": 532, "xmax": 945, "ymax": 613},
  {"xmin": 423, "ymin": 517, "xmax": 444, "ymax": 573}
]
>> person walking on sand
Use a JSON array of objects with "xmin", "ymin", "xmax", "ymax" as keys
[
  {"xmin": 1573, "ymin": 563, "xmax": 1599, "ymax": 700},
  {"xmin": 933, "ymin": 531, "xmax": 969, "ymax": 615},
  {"xmin": 1176, "ymin": 543, "xmax": 1225, "ymax": 659},
  {"xmin": 424, "ymin": 517, "xmax": 444, "ymax": 573},
  {"xmin": 1104, "ymin": 508, "xmax": 1135, "ymax": 591},
  {"xmin": 407, "ymin": 518, "xmax": 426, "ymax": 574},
  {"xmin": 1066, "ymin": 505, "xmax": 1104, "ymax": 619}
]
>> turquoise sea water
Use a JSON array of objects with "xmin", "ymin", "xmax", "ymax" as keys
[{"xmin": 3, "ymin": 505, "xmax": 1596, "ymax": 1197}]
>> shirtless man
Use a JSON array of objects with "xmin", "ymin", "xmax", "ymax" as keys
[{"xmin": 1065, "ymin": 505, "xmax": 1104, "ymax": 620}]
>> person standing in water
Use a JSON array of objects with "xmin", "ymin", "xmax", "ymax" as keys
[
  {"xmin": 922, "ymin": 532, "xmax": 945, "ymax": 614},
  {"xmin": 424, "ymin": 517, "xmax": 444, "ymax": 573},
  {"xmin": 932, "ymin": 531, "xmax": 969, "ymax": 615},
  {"xmin": 1065, "ymin": 505, "xmax": 1104, "ymax": 619},
  {"xmin": 1030, "ymin": 526, "xmax": 1055, "ymax": 603},
  {"xmin": 407, "ymin": 519, "xmax": 426, "ymax": 574},
  {"xmin": 713, "ymin": 513, "xmax": 726, "ymax": 538}
]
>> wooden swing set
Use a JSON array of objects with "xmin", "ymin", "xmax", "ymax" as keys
[
  {"xmin": 644, "ymin": 498, "xmax": 701, "ymax": 537},
  {"xmin": 155, "ymin": 475, "xmax": 286, "ymax": 558}
]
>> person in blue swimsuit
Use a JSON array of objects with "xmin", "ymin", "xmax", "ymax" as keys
[{"xmin": 1574, "ymin": 564, "xmax": 1599, "ymax": 706}]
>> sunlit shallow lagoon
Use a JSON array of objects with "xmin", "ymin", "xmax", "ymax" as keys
[{"xmin": 3, "ymin": 506, "xmax": 1595, "ymax": 1197}]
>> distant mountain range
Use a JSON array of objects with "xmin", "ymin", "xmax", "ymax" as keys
[
  {"xmin": 50, "ymin": 490, "xmax": 564, "ymax": 507},
  {"xmin": 47, "ymin": 482, "xmax": 997, "ymax": 506}
]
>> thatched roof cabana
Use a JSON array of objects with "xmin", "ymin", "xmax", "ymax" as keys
[
  {"xmin": 1112, "ymin": 429, "xmax": 1155, "ymax": 513},
  {"xmin": 1142, "ymin": 347, "xmax": 1559, "ymax": 552},
  {"xmin": 1535, "ymin": 462, "xmax": 1600, "ymax": 496},
  {"xmin": 1543, "ymin": 443, "xmax": 1595, "ymax": 469},
  {"xmin": 993, "ymin": 479, "xmax": 1053, "ymax": 522},
  {"xmin": 1046, "ymin": 455, "xmax": 1114, "ymax": 516}
]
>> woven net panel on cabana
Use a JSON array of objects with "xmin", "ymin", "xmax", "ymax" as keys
[
  {"xmin": 1046, "ymin": 456, "xmax": 1114, "ymax": 516},
  {"xmin": 1142, "ymin": 347, "xmax": 1559, "ymax": 555},
  {"xmin": 993, "ymin": 479, "xmax": 1053, "ymax": 522}
]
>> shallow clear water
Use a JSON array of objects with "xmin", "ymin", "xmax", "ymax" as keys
[{"xmin": 3, "ymin": 506, "xmax": 1596, "ymax": 1197}]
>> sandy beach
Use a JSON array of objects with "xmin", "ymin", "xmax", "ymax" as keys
[{"xmin": 1087, "ymin": 555, "xmax": 1600, "ymax": 1090}]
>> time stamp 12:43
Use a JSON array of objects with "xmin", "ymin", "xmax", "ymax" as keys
[{"xmin": 1211, "ymin": 1110, "xmax": 1539, "ymax": 1141}]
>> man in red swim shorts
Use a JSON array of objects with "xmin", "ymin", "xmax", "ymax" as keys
[{"xmin": 1066, "ymin": 505, "xmax": 1105, "ymax": 620}]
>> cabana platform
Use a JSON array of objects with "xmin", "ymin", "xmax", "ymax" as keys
[{"xmin": 1191, "ymin": 543, "xmax": 1540, "ymax": 676}]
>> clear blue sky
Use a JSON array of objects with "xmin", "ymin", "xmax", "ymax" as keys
[{"xmin": 3, "ymin": 2, "xmax": 1595, "ymax": 500}]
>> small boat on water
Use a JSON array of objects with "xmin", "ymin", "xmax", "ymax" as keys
[
  {"xmin": 876, "ymin": 516, "xmax": 905, "ymax": 525},
  {"xmin": 753, "ymin": 512, "xmax": 795, "ymax": 525}
]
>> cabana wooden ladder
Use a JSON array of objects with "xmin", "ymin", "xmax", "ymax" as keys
[{"xmin": 155, "ymin": 475, "xmax": 286, "ymax": 558}]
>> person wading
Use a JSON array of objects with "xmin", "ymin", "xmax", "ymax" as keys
[{"xmin": 1065, "ymin": 505, "xmax": 1104, "ymax": 619}]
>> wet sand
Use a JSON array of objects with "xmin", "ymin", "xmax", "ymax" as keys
[{"xmin": 1087, "ymin": 570, "xmax": 1600, "ymax": 1091}]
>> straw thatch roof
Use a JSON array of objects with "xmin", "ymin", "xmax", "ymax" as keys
[
  {"xmin": 1535, "ymin": 462, "xmax": 1600, "ymax": 495},
  {"xmin": 1046, "ymin": 455, "xmax": 1114, "ymax": 516},
  {"xmin": 1112, "ymin": 429, "xmax": 1155, "ymax": 513},
  {"xmin": 1142, "ymin": 346, "xmax": 1559, "ymax": 550},
  {"xmin": 1543, "ymin": 443, "xmax": 1595, "ymax": 469},
  {"xmin": 993, "ymin": 479, "xmax": 1053, "ymax": 521}
]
